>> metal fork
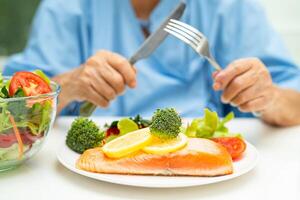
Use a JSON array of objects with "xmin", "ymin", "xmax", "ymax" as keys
[
  {"xmin": 165, "ymin": 19, "xmax": 262, "ymax": 117},
  {"xmin": 164, "ymin": 19, "xmax": 222, "ymax": 71}
]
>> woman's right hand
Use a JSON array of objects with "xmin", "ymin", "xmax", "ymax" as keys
[{"xmin": 52, "ymin": 50, "xmax": 137, "ymax": 113}]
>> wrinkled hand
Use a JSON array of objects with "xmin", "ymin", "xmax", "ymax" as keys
[
  {"xmin": 54, "ymin": 50, "xmax": 136, "ymax": 109},
  {"xmin": 213, "ymin": 58, "xmax": 278, "ymax": 113}
]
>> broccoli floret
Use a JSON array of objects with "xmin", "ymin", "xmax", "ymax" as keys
[
  {"xmin": 66, "ymin": 117, "xmax": 104, "ymax": 153},
  {"xmin": 149, "ymin": 108, "xmax": 182, "ymax": 140}
]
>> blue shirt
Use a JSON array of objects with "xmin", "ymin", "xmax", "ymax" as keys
[{"xmin": 3, "ymin": 0, "xmax": 300, "ymax": 117}]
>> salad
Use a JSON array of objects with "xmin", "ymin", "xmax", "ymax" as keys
[{"xmin": 0, "ymin": 70, "xmax": 55, "ymax": 165}]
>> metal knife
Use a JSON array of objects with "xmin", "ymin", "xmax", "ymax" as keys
[{"xmin": 80, "ymin": 1, "xmax": 186, "ymax": 116}]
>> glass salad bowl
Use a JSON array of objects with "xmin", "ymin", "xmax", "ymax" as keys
[{"xmin": 0, "ymin": 77, "xmax": 60, "ymax": 171}]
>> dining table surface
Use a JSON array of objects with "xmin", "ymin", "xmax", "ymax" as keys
[{"xmin": 0, "ymin": 116, "xmax": 300, "ymax": 200}]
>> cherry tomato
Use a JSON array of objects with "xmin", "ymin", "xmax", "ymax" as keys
[
  {"xmin": 211, "ymin": 137, "xmax": 247, "ymax": 160},
  {"xmin": 9, "ymin": 72, "xmax": 51, "ymax": 97}
]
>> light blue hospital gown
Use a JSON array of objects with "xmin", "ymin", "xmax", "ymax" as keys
[{"xmin": 3, "ymin": 0, "xmax": 300, "ymax": 117}]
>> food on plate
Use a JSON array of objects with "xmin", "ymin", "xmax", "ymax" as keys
[
  {"xmin": 68, "ymin": 108, "xmax": 247, "ymax": 177},
  {"xmin": 102, "ymin": 128, "xmax": 152, "ymax": 158},
  {"xmin": 77, "ymin": 138, "xmax": 233, "ymax": 176},
  {"xmin": 0, "ymin": 70, "xmax": 55, "ymax": 162},
  {"xmin": 185, "ymin": 109, "xmax": 237, "ymax": 138},
  {"xmin": 149, "ymin": 108, "xmax": 182, "ymax": 139},
  {"xmin": 117, "ymin": 118, "xmax": 139, "ymax": 135},
  {"xmin": 212, "ymin": 137, "xmax": 246, "ymax": 160},
  {"xmin": 104, "ymin": 115, "xmax": 151, "ymax": 142},
  {"xmin": 66, "ymin": 118, "xmax": 105, "ymax": 154},
  {"xmin": 142, "ymin": 133, "xmax": 187, "ymax": 155},
  {"xmin": 184, "ymin": 109, "xmax": 246, "ymax": 159}
]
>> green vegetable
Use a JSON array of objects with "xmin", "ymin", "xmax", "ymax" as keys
[
  {"xmin": 117, "ymin": 118, "xmax": 139, "ymax": 135},
  {"xmin": 66, "ymin": 118, "xmax": 105, "ymax": 153},
  {"xmin": 0, "ymin": 74, "xmax": 9, "ymax": 98},
  {"xmin": 0, "ymin": 144, "xmax": 30, "ymax": 161},
  {"xmin": 0, "ymin": 74, "xmax": 3, "ymax": 88},
  {"xmin": 149, "ymin": 108, "xmax": 182, "ymax": 140},
  {"xmin": 185, "ymin": 109, "xmax": 240, "ymax": 139},
  {"xmin": 131, "ymin": 114, "xmax": 152, "ymax": 128},
  {"xmin": 33, "ymin": 70, "xmax": 51, "ymax": 85},
  {"xmin": 7, "ymin": 88, "xmax": 28, "ymax": 121}
]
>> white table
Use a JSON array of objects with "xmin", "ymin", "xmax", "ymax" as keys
[{"xmin": 1, "ymin": 117, "xmax": 300, "ymax": 200}]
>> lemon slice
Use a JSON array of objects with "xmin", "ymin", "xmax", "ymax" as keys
[
  {"xmin": 102, "ymin": 128, "xmax": 152, "ymax": 158},
  {"xmin": 143, "ymin": 133, "xmax": 188, "ymax": 155}
]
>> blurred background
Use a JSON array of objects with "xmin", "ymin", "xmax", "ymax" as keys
[{"xmin": 0, "ymin": 0, "xmax": 299, "ymax": 70}]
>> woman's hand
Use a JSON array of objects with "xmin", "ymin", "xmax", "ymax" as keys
[
  {"xmin": 213, "ymin": 58, "xmax": 277, "ymax": 113},
  {"xmin": 53, "ymin": 50, "xmax": 136, "ymax": 112}
]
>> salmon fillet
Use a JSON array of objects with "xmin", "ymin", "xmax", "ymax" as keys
[{"xmin": 76, "ymin": 138, "xmax": 233, "ymax": 176}]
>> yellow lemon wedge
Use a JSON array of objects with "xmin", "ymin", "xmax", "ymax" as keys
[
  {"xmin": 143, "ymin": 133, "xmax": 188, "ymax": 155},
  {"xmin": 102, "ymin": 128, "xmax": 152, "ymax": 158}
]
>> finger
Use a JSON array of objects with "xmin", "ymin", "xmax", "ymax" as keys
[
  {"xmin": 238, "ymin": 96, "xmax": 267, "ymax": 113},
  {"xmin": 84, "ymin": 86, "xmax": 109, "ymax": 108},
  {"xmin": 97, "ymin": 51, "xmax": 136, "ymax": 88},
  {"xmin": 221, "ymin": 69, "xmax": 259, "ymax": 103},
  {"xmin": 230, "ymin": 83, "xmax": 262, "ymax": 106},
  {"xmin": 99, "ymin": 63, "xmax": 126, "ymax": 94},
  {"xmin": 89, "ymin": 67, "xmax": 117, "ymax": 100},
  {"xmin": 214, "ymin": 59, "xmax": 253, "ymax": 90},
  {"xmin": 212, "ymin": 71, "xmax": 220, "ymax": 79}
]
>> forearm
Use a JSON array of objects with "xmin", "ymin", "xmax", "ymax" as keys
[{"xmin": 261, "ymin": 86, "xmax": 300, "ymax": 126}]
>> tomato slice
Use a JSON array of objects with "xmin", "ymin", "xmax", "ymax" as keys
[
  {"xmin": 211, "ymin": 137, "xmax": 247, "ymax": 160},
  {"xmin": 0, "ymin": 131, "xmax": 41, "ymax": 148},
  {"xmin": 9, "ymin": 72, "xmax": 51, "ymax": 97}
]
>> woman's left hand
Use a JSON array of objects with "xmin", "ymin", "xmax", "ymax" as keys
[{"xmin": 212, "ymin": 58, "xmax": 279, "ymax": 113}]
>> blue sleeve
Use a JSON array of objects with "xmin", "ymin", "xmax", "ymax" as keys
[
  {"xmin": 3, "ymin": 0, "xmax": 88, "ymax": 115},
  {"xmin": 216, "ymin": 0, "xmax": 300, "ymax": 117}
]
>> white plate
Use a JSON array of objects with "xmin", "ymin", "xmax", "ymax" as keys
[{"xmin": 57, "ymin": 140, "xmax": 259, "ymax": 188}]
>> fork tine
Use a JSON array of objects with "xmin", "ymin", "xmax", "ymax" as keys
[
  {"xmin": 168, "ymin": 21, "xmax": 202, "ymax": 43},
  {"xmin": 164, "ymin": 26, "xmax": 198, "ymax": 51},
  {"xmin": 170, "ymin": 19, "xmax": 206, "ymax": 39},
  {"xmin": 165, "ymin": 25, "xmax": 199, "ymax": 47}
]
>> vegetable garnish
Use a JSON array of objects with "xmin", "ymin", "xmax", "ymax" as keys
[
  {"xmin": 185, "ymin": 109, "xmax": 239, "ymax": 139},
  {"xmin": 103, "ymin": 115, "xmax": 150, "ymax": 141},
  {"xmin": 212, "ymin": 137, "xmax": 246, "ymax": 160},
  {"xmin": 102, "ymin": 128, "xmax": 152, "ymax": 158},
  {"xmin": 185, "ymin": 108, "xmax": 246, "ymax": 160},
  {"xmin": 66, "ymin": 118, "xmax": 105, "ymax": 154},
  {"xmin": 149, "ymin": 108, "xmax": 182, "ymax": 140},
  {"xmin": 9, "ymin": 71, "xmax": 51, "ymax": 97}
]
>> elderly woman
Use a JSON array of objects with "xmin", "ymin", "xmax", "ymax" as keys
[{"xmin": 3, "ymin": 0, "xmax": 300, "ymax": 126}]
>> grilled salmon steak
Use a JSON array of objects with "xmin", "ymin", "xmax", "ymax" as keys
[{"xmin": 76, "ymin": 138, "xmax": 233, "ymax": 176}]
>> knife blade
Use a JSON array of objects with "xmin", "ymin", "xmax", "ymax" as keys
[{"xmin": 80, "ymin": 2, "xmax": 186, "ymax": 117}]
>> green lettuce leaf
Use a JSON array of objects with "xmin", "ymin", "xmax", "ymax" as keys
[
  {"xmin": 33, "ymin": 70, "xmax": 51, "ymax": 85},
  {"xmin": 185, "ymin": 109, "xmax": 239, "ymax": 139}
]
